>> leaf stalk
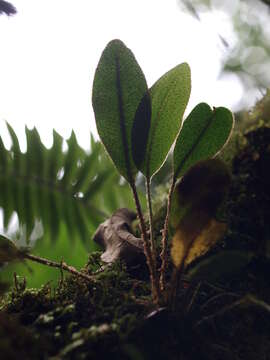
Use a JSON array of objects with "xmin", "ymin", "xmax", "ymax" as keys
[
  {"xmin": 130, "ymin": 180, "xmax": 161, "ymax": 305},
  {"xmin": 146, "ymin": 177, "xmax": 157, "ymax": 270},
  {"xmin": 159, "ymin": 175, "xmax": 176, "ymax": 292}
]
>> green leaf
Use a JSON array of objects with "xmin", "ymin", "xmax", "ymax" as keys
[
  {"xmin": 173, "ymin": 103, "xmax": 234, "ymax": 179},
  {"xmin": 49, "ymin": 130, "xmax": 63, "ymax": 179},
  {"xmin": 61, "ymin": 131, "xmax": 81, "ymax": 188},
  {"xmin": 0, "ymin": 178, "xmax": 13, "ymax": 229},
  {"xmin": 6, "ymin": 122, "xmax": 21, "ymax": 173},
  {"xmin": 0, "ymin": 121, "xmax": 137, "ymax": 245},
  {"xmin": 25, "ymin": 126, "xmax": 44, "ymax": 176},
  {"xmin": 92, "ymin": 39, "xmax": 148, "ymax": 182},
  {"xmin": 83, "ymin": 168, "xmax": 112, "ymax": 202},
  {"xmin": 73, "ymin": 201, "xmax": 90, "ymax": 244},
  {"xmin": 0, "ymin": 123, "xmax": 135, "ymax": 245},
  {"xmin": 24, "ymin": 184, "xmax": 35, "ymax": 240},
  {"xmin": 0, "ymin": 137, "xmax": 8, "ymax": 171},
  {"xmin": 0, "ymin": 141, "xmax": 13, "ymax": 228},
  {"xmin": 132, "ymin": 63, "xmax": 191, "ymax": 179},
  {"xmin": 72, "ymin": 143, "xmax": 101, "ymax": 194},
  {"xmin": 186, "ymin": 251, "xmax": 253, "ymax": 282}
]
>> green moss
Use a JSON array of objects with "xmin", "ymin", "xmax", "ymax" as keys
[
  {"xmin": 1, "ymin": 256, "xmax": 152, "ymax": 359},
  {"xmin": 224, "ymin": 124, "xmax": 270, "ymax": 255}
]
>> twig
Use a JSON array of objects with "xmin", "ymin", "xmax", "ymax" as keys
[
  {"xmin": 23, "ymin": 253, "xmax": 95, "ymax": 283},
  {"xmin": 159, "ymin": 176, "xmax": 176, "ymax": 292},
  {"xmin": 130, "ymin": 180, "xmax": 161, "ymax": 305}
]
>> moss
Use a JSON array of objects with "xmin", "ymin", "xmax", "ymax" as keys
[
  {"xmin": 1, "ymin": 255, "xmax": 152, "ymax": 359},
  {"xmin": 224, "ymin": 124, "xmax": 270, "ymax": 255}
]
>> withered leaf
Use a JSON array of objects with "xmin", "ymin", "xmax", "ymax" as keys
[
  {"xmin": 93, "ymin": 208, "xmax": 145, "ymax": 265},
  {"xmin": 171, "ymin": 218, "xmax": 227, "ymax": 268},
  {"xmin": 170, "ymin": 159, "xmax": 231, "ymax": 269},
  {"xmin": 0, "ymin": 235, "xmax": 24, "ymax": 266}
]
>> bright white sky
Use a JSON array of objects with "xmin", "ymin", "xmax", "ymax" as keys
[{"xmin": 0, "ymin": 0, "xmax": 243, "ymax": 151}]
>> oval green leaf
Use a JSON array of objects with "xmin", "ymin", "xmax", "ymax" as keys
[
  {"xmin": 173, "ymin": 103, "xmax": 234, "ymax": 179},
  {"xmin": 132, "ymin": 63, "xmax": 191, "ymax": 179},
  {"xmin": 92, "ymin": 39, "xmax": 149, "ymax": 182}
]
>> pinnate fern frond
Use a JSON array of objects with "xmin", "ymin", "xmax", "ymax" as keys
[{"xmin": 0, "ymin": 123, "xmax": 133, "ymax": 245}]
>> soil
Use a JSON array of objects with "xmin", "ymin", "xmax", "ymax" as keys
[{"xmin": 1, "ymin": 114, "xmax": 270, "ymax": 359}]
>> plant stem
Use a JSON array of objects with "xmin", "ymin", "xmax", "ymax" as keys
[
  {"xmin": 130, "ymin": 180, "xmax": 161, "ymax": 305},
  {"xmin": 146, "ymin": 177, "xmax": 156, "ymax": 270},
  {"xmin": 23, "ymin": 253, "xmax": 95, "ymax": 283},
  {"xmin": 159, "ymin": 176, "xmax": 176, "ymax": 292}
]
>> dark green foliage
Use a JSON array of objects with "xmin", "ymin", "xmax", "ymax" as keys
[
  {"xmin": 173, "ymin": 103, "xmax": 234, "ymax": 179},
  {"xmin": 132, "ymin": 63, "xmax": 191, "ymax": 179},
  {"xmin": 92, "ymin": 39, "xmax": 149, "ymax": 182},
  {"xmin": 0, "ymin": 123, "xmax": 134, "ymax": 245},
  {"xmin": 186, "ymin": 251, "xmax": 253, "ymax": 282},
  {"xmin": 226, "ymin": 125, "xmax": 270, "ymax": 256}
]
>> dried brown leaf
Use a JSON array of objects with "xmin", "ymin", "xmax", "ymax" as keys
[
  {"xmin": 170, "ymin": 159, "xmax": 230, "ymax": 269},
  {"xmin": 171, "ymin": 218, "xmax": 227, "ymax": 268},
  {"xmin": 93, "ymin": 208, "xmax": 145, "ymax": 265},
  {"xmin": 0, "ymin": 235, "xmax": 24, "ymax": 266}
]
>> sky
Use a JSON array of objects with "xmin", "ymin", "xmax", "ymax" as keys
[{"xmin": 0, "ymin": 0, "xmax": 243, "ymax": 151}]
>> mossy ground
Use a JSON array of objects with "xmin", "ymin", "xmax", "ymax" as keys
[{"xmin": 1, "ymin": 97, "xmax": 270, "ymax": 359}]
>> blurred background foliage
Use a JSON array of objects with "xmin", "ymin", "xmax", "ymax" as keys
[
  {"xmin": 0, "ymin": 124, "xmax": 143, "ymax": 287},
  {"xmin": 178, "ymin": 0, "xmax": 270, "ymax": 108}
]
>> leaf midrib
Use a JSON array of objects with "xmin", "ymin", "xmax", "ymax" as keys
[
  {"xmin": 174, "ymin": 110, "xmax": 216, "ymax": 179},
  {"xmin": 115, "ymin": 55, "xmax": 133, "ymax": 182},
  {"xmin": 0, "ymin": 171, "xmax": 106, "ymax": 216}
]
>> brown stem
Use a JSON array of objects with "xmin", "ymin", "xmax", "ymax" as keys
[
  {"xmin": 23, "ymin": 253, "xmax": 95, "ymax": 283},
  {"xmin": 159, "ymin": 176, "xmax": 176, "ymax": 292},
  {"xmin": 130, "ymin": 180, "xmax": 161, "ymax": 305},
  {"xmin": 146, "ymin": 177, "xmax": 156, "ymax": 269}
]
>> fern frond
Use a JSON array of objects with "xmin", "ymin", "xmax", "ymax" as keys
[{"xmin": 0, "ymin": 123, "xmax": 133, "ymax": 246}]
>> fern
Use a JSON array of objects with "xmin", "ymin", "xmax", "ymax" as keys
[{"xmin": 0, "ymin": 123, "xmax": 134, "ymax": 245}]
